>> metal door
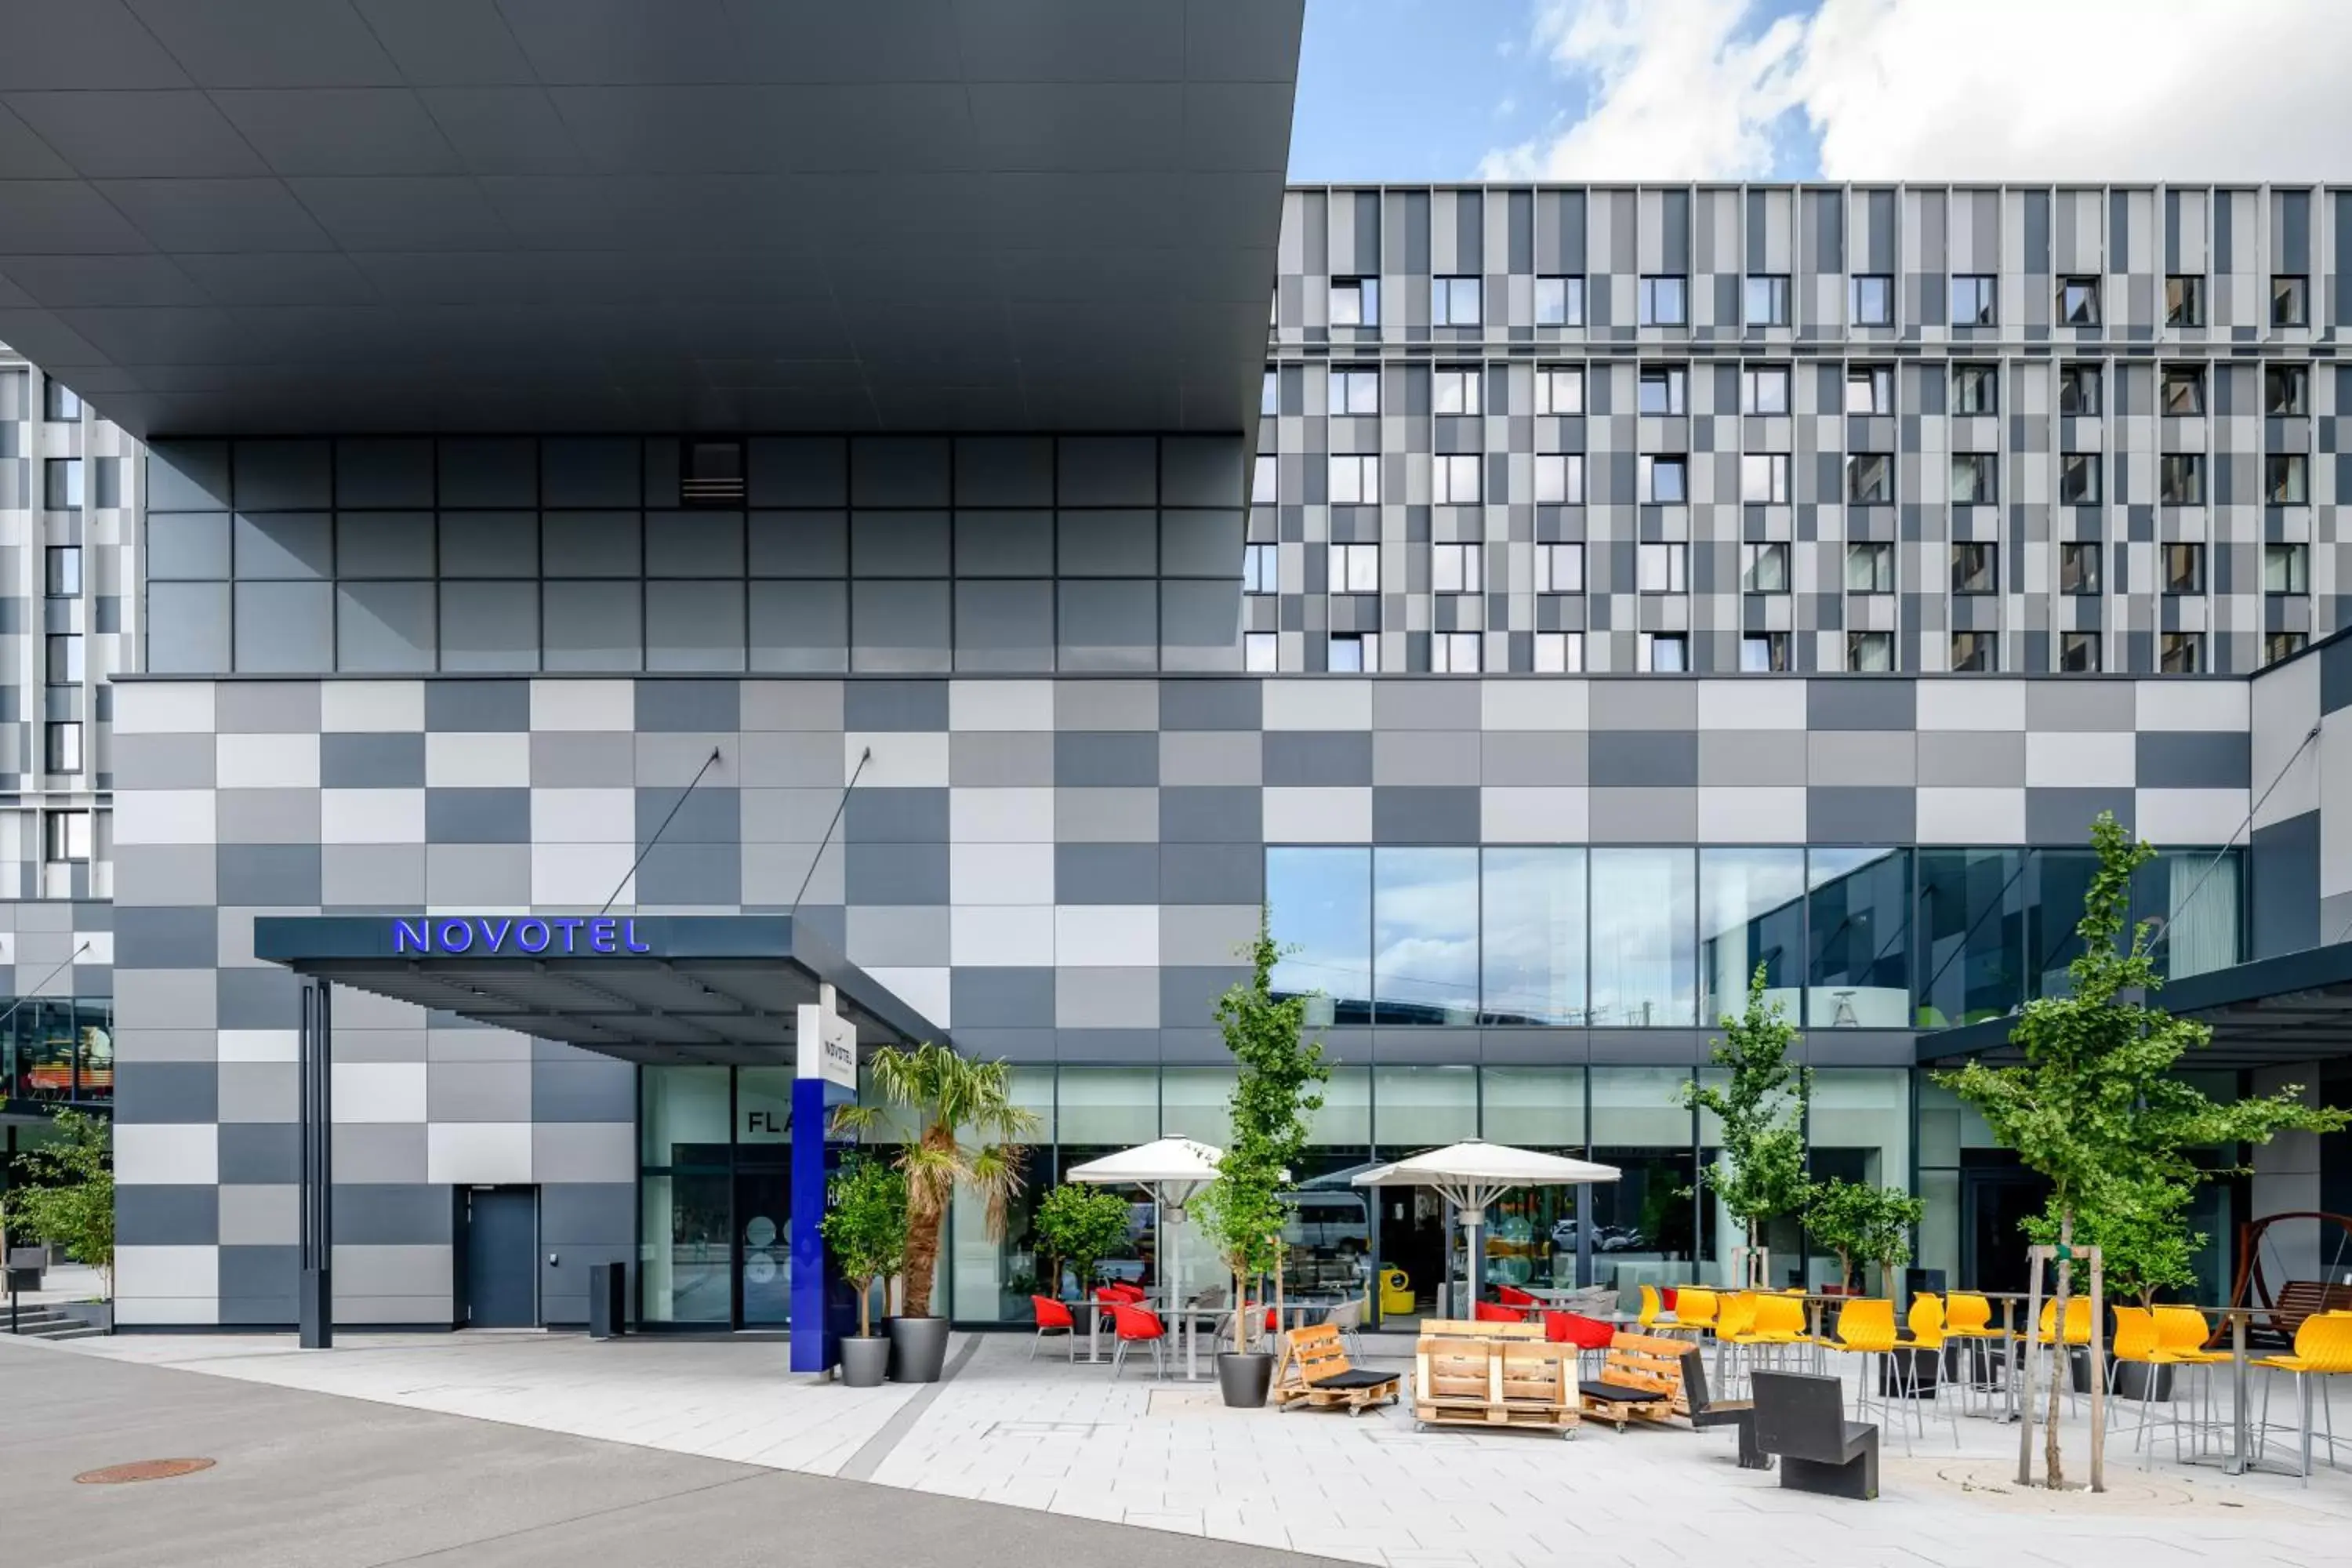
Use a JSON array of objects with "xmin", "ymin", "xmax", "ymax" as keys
[{"xmin": 465, "ymin": 1186, "xmax": 539, "ymax": 1328}]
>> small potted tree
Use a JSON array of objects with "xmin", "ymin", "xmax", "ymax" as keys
[
  {"xmin": 1804, "ymin": 1178, "xmax": 1878, "ymax": 1295},
  {"xmin": 1033, "ymin": 1183, "xmax": 1133, "ymax": 1301},
  {"xmin": 820, "ymin": 1153, "xmax": 906, "ymax": 1388},
  {"xmin": 0, "ymin": 1108, "xmax": 114, "ymax": 1330}
]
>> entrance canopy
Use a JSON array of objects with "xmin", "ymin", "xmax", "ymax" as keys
[{"xmin": 252, "ymin": 913, "xmax": 942, "ymax": 1065}]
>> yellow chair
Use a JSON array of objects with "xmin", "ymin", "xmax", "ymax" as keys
[
  {"xmin": 1726, "ymin": 1290, "xmax": 1817, "ymax": 1379},
  {"xmin": 2252, "ymin": 1312, "xmax": 2352, "ymax": 1483},
  {"xmin": 1711, "ymin": 1293, "xmax": 1759, "ymax": 1392},
  {"xmin": 1828, "ymin": 1298, "xmax": 1922, "ymax": 1456},
  {"xmin": 2107, "ymin": 1305, "xmax": 2175, "ymax": 1467},
  {"xmin": 1638, "ymin": 1283, "xmax": 1668, "ymax": 1332},
  {"xmin": 1674, "ymin": 1287, "xmax": 1720, "ymax": 1338},
  {"xmin": 2147, "ymin": 1305, "xmax": 2234, "ymax": 1461},
  {"xmin": 2018, "ymin": 1294, "xmax": 2095, "ymax": 1419},
  {"xmin": 1939, "ymin": 1292, "xmax": 2008, "ymax": 1405},
  {"xmin": 1904, "ymin": 1294, "xmax": 1961, "ymax": 1445}
]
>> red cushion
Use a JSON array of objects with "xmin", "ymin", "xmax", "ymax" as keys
[
  {"xmin": 1543, "ymin": 1310, "xmax": 1615, "ymax": 1349},
  {"xmin": 1661, "ymin": 1287, "xmax": 1679, "ymax": 1312},
  {"xmin": 1472, "ymin": 1300, "xmax": 1523, "ymax": 1323}
]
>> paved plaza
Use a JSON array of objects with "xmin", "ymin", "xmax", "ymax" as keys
[{"xmin": 20, "ymin": 1327, "xmax": 2348, "ymax": 1568}]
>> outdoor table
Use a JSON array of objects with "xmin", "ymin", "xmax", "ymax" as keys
[{"xmin": 1166, "ymin": 1302, "xmax": 1231, "ymax": 1381}]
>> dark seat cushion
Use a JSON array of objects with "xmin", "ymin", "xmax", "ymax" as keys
[
  {"xmin": 1306, "ymin": 1368, "xmax": 1397, "ymax": 1391},
  {"xmin": 1579, "ymin": 1381, "xmax": 1669, "ymax": 1403}
]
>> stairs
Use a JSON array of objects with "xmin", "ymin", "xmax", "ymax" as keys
[{"xmin": 3, "ymin": 1305, "xmax": 107, "ymax": 1341}]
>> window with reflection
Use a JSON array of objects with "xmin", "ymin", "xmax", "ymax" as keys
[
  {"xmin": 1588, "ymin": 1066, "xmax": 1703, "ymax": 1294},
  {"xmin": 1915, "ymin": 849, "xmax": 2026, "ymax": 1025},
  {"xmin": 2026, "ymin": 848, "xmax": 2098, "ymax": 998},
  {"xmin": 1806, "ymin": 848, "xmax": 1911, "ymax": 1027},
  {"xmin": 1589, "ymin": 849, "xmax": 1695, "ymax": 1026},
  {"xmin": 2135, "ymin": 848, "xmax": 2241, "ymax": 981},
  {"xmin": 1373, "ymin": 848, "xmax": 1479, "ymax": 1024},
  {"xmin": 1480, "ymin": 1066, "xmax": 1588, "ymax": 1292},
  {"xmin": 1268, "ymin": 847, "xmax": 1372, "ymax": 1024},
  {"xmin": 1479, "ymin": 848, "xmax": 1588, "ymax": 1024},
  {"xmin": 1699, "ymin": 848, "xmax": 1806, "ymax": 1025}
]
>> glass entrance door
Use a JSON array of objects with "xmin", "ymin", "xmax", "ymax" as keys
[{"xmin": 735, "ymin": 1166, "xmax": 791, "ymax": 1325}]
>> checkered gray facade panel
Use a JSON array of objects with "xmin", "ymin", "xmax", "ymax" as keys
[{"xmin": 1269, "ymin": 184, "xmax": 2350, "ymax": 676}]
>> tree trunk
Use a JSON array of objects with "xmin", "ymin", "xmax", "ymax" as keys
[
  {"xmin": 899, "ymin": 1125, "xmax": 955, "ymax": 1318},
  {"xmin": 857, "ymin": 1273, "xmax": 873, "ymax": 1338},
  {"xmin": 2046, "ymin": 1209, "xmax": 2071, "ymax": 1490}
]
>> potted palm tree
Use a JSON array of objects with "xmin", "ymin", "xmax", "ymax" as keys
[
  {"xmin": 833, "ymin": 1042, "xmax": 1036, "ymax": 1383},
  {"xmin": 819, "ymin": 1154, "xmax": 906, "ymax": 1387}
]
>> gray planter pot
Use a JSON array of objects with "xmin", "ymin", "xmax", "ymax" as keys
[
  {"xmin": 1217, "ymin": 1350, "xmax": 1274, "ymax": 1409},
  {"xmin": 838, "ymin": 1334, "xmax": 890, "ymax": 1388},
  {"xmin": 889, "ymin": 1315, "xmax": 952, "ymax": 1383},
  {"xmin": 2111, "ymin": 1359, "xmax": 2175, "ymax": 1403}
]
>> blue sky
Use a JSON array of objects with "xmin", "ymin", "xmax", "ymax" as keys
[{"xmin": 1287, "ymin": 0, "xmax": 1825, "ymax": 183}]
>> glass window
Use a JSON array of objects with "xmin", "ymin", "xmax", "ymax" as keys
[
  {"xmin": 1846, "ymin": 541, "xmax": 1893, "ymax": 593},
  {"xmin": 2161, "ymin": 631, "xmax": 2203, "ymax": 673},
  {"xmin": 1740, "ymin": 541, "xmax": 1788, "ymax": 592},
  {"xmin": 1640, "ymin": 632, "xmax": 1687, "ymax": 673},
  {"xmin": 2165, "ymin": 274, "xmax": 2205, "ymax": 327},
  {"xmin": 1805, "ymin": 849, "xmax": 1910, "ymax": 1027},
  {"xmin": 1850, "ymin": 274, "xmax": 1893, "ymax": 326},
  {"xmin": 44, "ymin": 722, "xmax": 82, "ymax": 773},
  {"xmin": 1432, "ymin": 454, "xmax": 1482, "ymax": 505},
  {"xmin": 46, "ymin": 633, "xmax": 83, "ymax": 683},
  {"xmin": 1269, "ymin": 847, "xmax": 1371, "ymax": 1025},
  {"xmin": 1432, "ymin": 275, "xmax": 1483, "ymax": 327},
  {"xmin": 2059, "ymin": 540, "xmax": 2100, "ymax": 594},
  {"xmin": 1330, "ymin": 367, "xmax": 1379, "ymax": 415},
  {"xmin": 1534, "ymin": 543, "xmax": 1584, "ymax": 594},
  {"xmin": 1847, "ymin": 631, "xmax": 1893, "ymax": 672},
  {"xmin": 1951, "ymin": 363, "xmax": 1997, "ymax": 415},
  {"xmin": 1640, "ymin": 274, "xmax": 1687, "ymax": 326},
  {"xmin": 1951, "ymin": 542, "xmax": 1997, "ymax": 594},
  {"xmin": 1534, "ymin": 453, "xmax": 1584, "ymax": 505},
  {"xmin": 1430, "ymin": 543, "xmax": 1481, "ymax": 593},
  {"xmin": 642, "ymin": 1064, "xmax": 731, "ymax": 1166},
  {"xmin": 1700, "ymin": 848, "xmax": 1806, "ymax": 1025},
  {"xmin": 1744, "ymin": 274, "xmax": 1790, "ymax": 325},
  {"xmin": 1740, "ymin": 453, "xmax": 1788, "ymax": 503},
  {"xmin": 2161, "ymin": 365, "xmax": 2204, "ymax": 416},
  {"xmin": 43, "ymin": 458, "xmax": 83, "ymax": 510},
  {"xmin": 1433, "ymin": 366, "xmax": 1482, "ymax": 415},
  {"xmin": 1534, "ymin": 631, "xmax": 1583, "ymax": 672},
  {"xmin": 1804, "ymin": 1069, "xmax": 1913, "ymax": 1283},
  {"xmin": 42, "ymin": 379, "xmax": 82, "ymax": 421},
  {"xmin": 2272, "ymin": 274, "xmax": 2307, "ymax": 327},
  {"xmin": 2059, "ymin": 362, "xmax": 2101, "ymax": 415},
  {"xmin": 1261, "ymin": 367, "xmax": 1278, "ymax": 416},
  {"xmin": 2265, "ymin": 630, "xmax": 2307, "ymax": 665},
  {"xmin": 2058, "ymin": 276, "xmax": 2100, "ymax": 325},
  {"xmin": 1915, "ymin": 848, "xmax": 2025, "ymax": 1027},
  {"xmin": 1055, "ymin": 1066, "xmax": 1159, "ymax": 1152},
  {"xmin": 1589, "ymin": 1066, "xmax": 1703, "ymax": 1291},
  {"xmin": 1243, "ymin": 631, "xmax": 1276, "ymax": 672},
  {"xmin": 1638, "ymin": 542, "xmax": 1686, "ymax": 593},
  {"xmin": 1951, "ymin": 274, "xmax": 1997, "ymax": 325},
  {"xmin": 1372, "ymin": 849, "xmax": 1479, "ymax": 1024},
  {"xmin": 1740, "ymin": 633, "xmax": 1788, "ymax": 673},
  {"xmin": 2266, "ymin": 453, "xmax": 2307, "ymax": 504},
  {"xmin": 639, "ymin": 1170, "xmax": 731, "ymax": 1323},
  {"xmin": 1951, "ymin": 453, "xmax": 1997, "ymax": 505},
  {"xmin": 1243, "ymin": 543, "xmax": 1277, "ymax": 593},
  {"xmin": 2264, "ymin": 543, "xmax": 2308, "ymax": 593},
  {"xmin": 2163, "ymin": 543, "xmax": 2205, "ymax": 594},
  {"xmin": 1742, "ymin": 365, "xmax": 1790, "ymax": 415},
  {"xmin": 1534, "ymin": 365, "xmax": 1582, "ymax": 415},
  {"xmin": 1327, "ymin": 455, "xmax": 1378, "ymax": 505},
  {"xmin": 2160, "ymin": 452, "xmax": 2205, "ymax": 504},
  {"xmin": 2060, "ymin": 630, "xmax": 2101, "ymax": 672},
  {"xmin": 1330, "ymin": 277, "xmax": 1379, "ymax": 327},
  {"xmin": 1160, "ymin": 1065, "xmax": 1234, "ymax": 1150},
  {"xmin": 44, "ymin": 546, "xmax": 82, "ymax": 597},
  {"xmin": 1590, "ymin": 849, "xmax": 1695, "ymax": 1026},
  {"xmin": 1327, "ymin": 633, "xmax": 1376, "ymax": 673},
  {"xmin": 1846, "ymin": 452, "xmax": 1891, "ymax": 503},
  {"xmin": 1251, "ymin": 452, "xmax": 1276, "ymax": 503},
  {"xmin": 2262, "ymin": 364, "xmax": 2307, "ymax": 415},
  {"xmin": 1637, "ymin": 365, "xmax": 1686, "ymax": 416},
  {"xmin": 2134, "ymin": 849, "xmax": 2241, "ymax": 983},
  {"xmin": 1480, "ymin": 848, "xmax": 1587, "ymax": 1025},
  {"xmin": 1950, "ymin": 630, "xmax": 1996, "ymax": 672},
  {"xmin": 1481, "ymin": 1066, "xmax": 1586, "ymax": 1149},
  {"xmin": 2059, "ymin": 452, "xmax": 2100, "ymax": 505},
  {"xmin": 44, "ymin": 810, "xmax": 91, "ymax": 863},
  {"xmin": 2024, "ymin": 848, "xmax": 2100, "ymax": 1000},
  {"xmin": 1846, "ymin": 365, "xmax": 1893, "ymax": 414},
  {"xmin": 1327, "ymin": 542, "xmax": 1379, "ymax": 593},
  {"xmin": 1638, "ymin": 456, "xmax": 1686, "ymax": 505},
  {"xmin": 1430, "ymin": 632, "xmax": 1479, "ymax": 674},
  {"xmin": 1535, "ymin": 275, "xmax": 1584, "ymax": 326}
]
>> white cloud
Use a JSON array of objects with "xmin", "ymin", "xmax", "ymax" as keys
[{"xmin": 1483, "ymin": 0, "xmax": 2352, "ymax": 182}]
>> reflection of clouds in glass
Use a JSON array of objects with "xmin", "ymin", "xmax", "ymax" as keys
[
  {"xmin": 1481, "ymin": 848, "xmax": 1586, "ymax": 1022},
  {"xmin": 1590, "ymin": 850, "xmax": 1694, "ymax": 1025},
  {"xmin": 1374, "ymin": 849, "xmax": 1478, "ymax": 1014},
  {"xmin": 1269, "ymin": 847, "xmax": 1370, "ymax": 1006}
]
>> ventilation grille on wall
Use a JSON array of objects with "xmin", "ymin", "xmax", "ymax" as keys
[{"xmin": 681, "ymin": 439, "xmax": 746, "ymax": 506}]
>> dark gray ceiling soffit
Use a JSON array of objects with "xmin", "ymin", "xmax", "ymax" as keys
[{"xmin": 0, "ymin": 0, "xmax": 1302, "ymax": 437}]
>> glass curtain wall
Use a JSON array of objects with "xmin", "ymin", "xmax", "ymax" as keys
[
  {"xmin": 1479, "ymin": 848, "xmax": 1587, "ymax": 1023},
  {"xmin": 639, "ymin": 1065, "xmax": 734, "ymax": 1324},
  {"xmin": 1480, "ymin": 1067, "xmax": 1587, "ymax": 1293},
  {"xmin": 1806, "ymin": 848, "xmax": 1910, "ymax": 1027},
  {"xmin": 1589, "ymin": 1066, "xmax": 1703, "ymax": 1295},
  {"xmin": 1806, "ymin": 1069, "xmax": 1913, "ymax": 1290},
  {"xmin": 2, "ymin": 998, "xmax": 111, "ymax": 1103},
  {"xmin": 1700, "ymin": 848, "xmax": 1806, "ymax": 1025},
  {"xmin": 1591, "ymin": 849, "xmax": 1696, "ymax": 1025}
]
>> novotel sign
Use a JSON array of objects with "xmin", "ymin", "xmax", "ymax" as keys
[{"xmin": 390, "ymin": 916, "xmax": 653, "ymax": 956}]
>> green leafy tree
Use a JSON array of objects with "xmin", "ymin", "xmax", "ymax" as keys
[
  {"xmin": 833, "ymin": 1042, "xmax": 1038, "ymax": 1319},
  {"xmin": 1680, "ymin": 967, "xmax": 1812, "ymax": 1284},
  {"xmin": 1935, "ymin": 812, "xmax": 2348, "ymax": 1490},
  {"xmin": 1033, "ymin": 1183, "xmax": 1134, "ymax": 1297},
  {"xmin": 2025, "ymin": 1178, "xmax": 2201, "ymax": 1311},
  {"xmin": 1806, "ymin": 1180, "xmax": 1926, "ymax": 1296},
  {"xmin": 819, "ymin": 1153, "xmax": 906, "ymax": 1338},
  {"xmin": 1, "ymin": 1110, "xmax": 113, "ymax": 1298},
  {"xmin": 1200, "ymin": 917, "xmax": 1328, "ymax": 1353}
]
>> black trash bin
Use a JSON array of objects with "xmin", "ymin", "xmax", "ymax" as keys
[{"xmin": 588, "ymin": 1261, "xmax": 627, "ymax": 1340}]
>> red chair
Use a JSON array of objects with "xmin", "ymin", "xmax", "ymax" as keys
[
  {"xmin": 1473, "ymin": 1300, "xmax": 1524, "ymax": 1324},
  {"xmin": 1101, "ymin": 1282, "xmax": 1146, "ymax": 1305},
  {"xmin": 1030, "ymin": 1295, "xmax": 1077, "ymax": 1362},
  {"xmin": 1542, "ymin": 1311, "xmax": 1614, "ymax": 1349},
  {"xmin": 1497, "ymin": 1285, "xmax": 1541, "ymax": 1319},
  {"xmin": 1108, "ymin": 1304, "xmax": 1167, "ymax": 1381}
]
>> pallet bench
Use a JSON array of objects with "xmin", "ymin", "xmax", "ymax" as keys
[{"xmin": 1412, "ymin": 1319, "xmax": 1580, "ymax": 1438}]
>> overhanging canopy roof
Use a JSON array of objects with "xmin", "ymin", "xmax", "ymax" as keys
[
  {"xmin": 1915, "ymin": 941, "xmax": 2352, "ymax": 1069},
  {"xmin": 0, "ymin": 0, "xmax": 1303, "ymax": 436},
  {"xmin": 252, "ymin": 913, "xmax": 942, "ymax": 1065}
]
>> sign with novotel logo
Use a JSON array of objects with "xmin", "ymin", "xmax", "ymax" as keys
[{"xmin": 391, "ymin": 916, "xmax": 653, "ymax": 956}]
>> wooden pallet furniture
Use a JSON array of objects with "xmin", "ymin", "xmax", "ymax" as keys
[
  {"xmin": 1410, "ymin": 1319, "xmax": 1580, "ymax": 1438},
  {"xmin": 1272, "ymin": 1323, "xmax": 1402, "ymax": 1416},
  {"xmin": 1578, "ymin": 1331, "xmax": 1693, "ymax": 1430}
]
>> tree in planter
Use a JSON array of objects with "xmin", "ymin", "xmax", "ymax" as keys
[
  {"xmin": 1935, "ymin": 811, "xmax": 2347, "ymax": 1490},
  {"xmin": 1806, "ymin": 1180, "xmax": 1925, "ymax": 1296},
  {"xmin": 0, "ymin": 1109, "xmax": 113, "ymax": 1298},
  {"xmin": 1679, "ymin": 967, "xmax": 1812, "ymax": 1287},
  {"xmin": 1858, "ymin": 1186, "xmax": 1926, "ymax": 1299},
  {"xmin": 1205, "ymin": 919, "xmax": 1328, "ymax": 1359},
  {"xmin": 832, "ymin": 1042, "xmax": 1038, "ymax": 1320},
  {"xmin": 1033, "ymin": 1183, "xmax": 1134, "ymax": 1298},
  {"xmin": 820, "ymin": 1153, "xmax": 907, "ymax": 1339}
]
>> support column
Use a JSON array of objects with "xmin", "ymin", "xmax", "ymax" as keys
[
  {"xmin": 790, "ymin": 983, "xmax": 855, "ymax": 1375},
  {"xmin": 297, "ymin": 976, "xmax": 332, "ymax": 1349}
]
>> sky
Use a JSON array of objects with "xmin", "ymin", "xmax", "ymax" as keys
[{"xmin": 1288, "ymin": 0, "xmax": 2352, "ymax": 185}]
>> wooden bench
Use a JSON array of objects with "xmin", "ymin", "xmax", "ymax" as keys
[
  {"xmin": 1578, "ymin": 1332, "xmax": 1692, "ymax": 1430},
  {"xmin": 2266, "ymin": 1281, "xmax": 2352, "ymax": 1343},
  {"xmin": 1272, "ymin": 1323, "xmax": 1401, "ymax": 1416},
  {"xmin": 1682, "ymin": 1344, "xmax": 1767, "ymax": 1469},
  {"xmin": 1412, "ymin": 1319, "xmax": 1580, "ymax": 1438},
  {"xmin": 1751, "ymin": 1370, "xmax": 1878, "ymax": 1500}
]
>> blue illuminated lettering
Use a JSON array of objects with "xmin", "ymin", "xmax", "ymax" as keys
[
  {"xmin": 553, "ymin": 917, "xmax": 584, "ymax": 952},
  {"xmin": 589, "ymin": 917, "xmax": 619, "ymax": 953},
  {"xmin": 437, "ymin": 919, "xmax": 474, "ymax": 953},
  {"xmin": 517, "ymin": 919, "xmax": 550, "ymax": 953},
  {"xmin": 481, "ymin": 918, "xmax": 513, "ymax": 953},
  {"xmin": 393, "ymin": 918, "xmax": 430, "ymax": 953},
  {"xmin": 625, "ymin": 919, "xmax": 652, "ymax": 953}
]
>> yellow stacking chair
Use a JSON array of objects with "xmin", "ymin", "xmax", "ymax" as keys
[
  {"xmin": 2147, "ymin": 1305, "xmax": 2234, "ymax": 1461},
  {"xmin": 1673, "ymin": 1287, "xmax": 1720, "ymax": 1339},
  {"xmin": 1904, "ymin": 1294, "xmax": 1961, "ymax": 1446},
  {"xmin": 1828, "ymin": 1298, "xmax": 1922, "ymax": 1456},
  {"xmin": 2252, "ymin": 1312, "xmax": 2352, "ymax": 1483}
]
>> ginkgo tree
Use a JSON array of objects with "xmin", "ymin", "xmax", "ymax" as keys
[{"xmin": 1681, "ymin": 966, "xmax": 1812, "ymax": 1287}]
